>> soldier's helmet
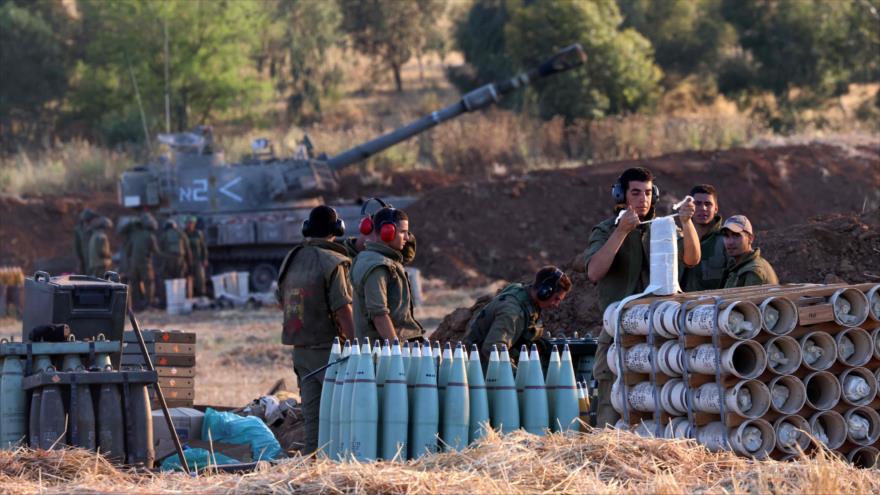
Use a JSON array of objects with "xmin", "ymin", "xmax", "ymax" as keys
[
  {"xmin": 186, "ymin": 216, "xmax": 198, "ymax": 226},
  {"xmin": 141, "ymin": 212, "xmax": 159, "ymax": 231},
  {"xmin": 92, "ymin": 216, "xmax": 114, "ymax": 230},
  {"xmin": 79, "ymin": 208, "xmax": 98, "ymax": 223},
  {"xmin": 164, "ymin": 219, "xmax": 178, "ymax": 230}
]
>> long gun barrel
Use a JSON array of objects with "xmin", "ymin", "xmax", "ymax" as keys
[{"xmin": 326, "ymin": 44, "xmax": 586, "ymax": 171}]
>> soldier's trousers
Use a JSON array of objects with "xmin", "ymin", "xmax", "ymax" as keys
[
  {"xmin": 190, "ymin": 262, "xmax": 206, "ymax": 297},
  {"xmin": 292, "ymin": 345, "xmax": 331, "ymax": 455},
  {"xmin": 161, "ymin": 258, "xmax": 187, "ymax": 280},
  {"xmin": 129, "ymin": 264, "xmax": 155, "ymax": 309},
  {"xmin": 593, "ymin": 330, "xmax": 620, "ymax": 428}
]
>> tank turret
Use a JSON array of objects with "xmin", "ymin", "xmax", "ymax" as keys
[{"xmin": 117, "ymin": 45, "xmax": 586, "ymax": 291}]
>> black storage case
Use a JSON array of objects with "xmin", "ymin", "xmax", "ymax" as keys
[{"xmin": 22, "ymin": 271, "xmax": 128, "ymax": 342}]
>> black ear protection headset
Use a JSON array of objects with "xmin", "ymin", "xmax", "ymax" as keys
[
  {"xmin": 611, "ymin": 174, "xmax": 660, "ymax": 207},
  {"xmin": 358, "ymin": 197, "xmax": 390, "ymax": 235},
  {"xmin": 536, "ymin": 268, "xmax": 565, "ymax": 301},
  {"xmin": 301, "ymin": 206, "xmax": 345, "ymax": 237}
]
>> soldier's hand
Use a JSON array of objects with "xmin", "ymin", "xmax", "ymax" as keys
[
  {"xmin": 678, "ymin": 197, "xmax": 695, "ymax": 223},
  {"xmin": 616, "ymin": 206, "xmax": 640, "ymax": 233}
]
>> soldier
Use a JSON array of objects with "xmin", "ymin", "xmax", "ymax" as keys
[
  {"xmin": 277, "ymin": 205, "xmax": 355, "ymax": 454},
  {"xmin": 464, "ymin": 266, "xmax": 571, "ymax": 367},
  {"xmin": 720, "ymin": 215, "xmax": 779, "ymax": 288},
  {"xmin": 681, "ymin": 184, "xmax": 728, "ymax": 291},
  {"xmin": 185, "ymin": 216, "xmax": 209, "ymax": 297},
  {"xmin": 158, "ymin": 219, "xmax": 191, "ymax": 280},
  {"xmin": 87, "ymin": 216, "xmax": 114, "ymax": 277},
  {"xmin": 74, "ymin": 208, "xmax": 98, "ymax": 273},
  {"xmin": 582, "ymin": 167, "xmax": 700, "ymax": 427},
  {"xmin": 127, "ymin": 213, "xmax": 160, "ymax": 310},
  {"xmin": 351, "ymin": 207, "xmax": 424, "ymax": 342}
]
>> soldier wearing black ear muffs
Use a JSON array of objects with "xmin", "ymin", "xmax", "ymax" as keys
[
  {"xmin": 463, "ymin": 266, "xmax": 572, "ymax": 368},
  {"xmin": 275, "ymin": 205, "xmax": 355, "ymax": 454},
  {"xmin": 351, "ymin": 207, "xmax": 424, "ymax": 343},
  {"xmin": 578, "ymin": 166, "xmax": 700, "ymax": 428}
]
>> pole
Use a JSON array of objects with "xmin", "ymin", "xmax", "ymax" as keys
[{"xmin": 164, "ymin": 15, "xmax": 171, "ymax": 133}]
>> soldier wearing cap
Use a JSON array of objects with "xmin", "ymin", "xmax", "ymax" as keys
[
  {"xmin": 185, "ymin": 216, "xmax": 209, "ymax": 297},
  {"xmin": 74, "ymin": 208, "xmax": 99, "ymax": 273},
  {"xmin": 277, "ymin": 205, "xmax": 355, "ymax": 454},
  {"xmin": 351, "ymin": 207, "xmax": 424, "ymax": 343},
  {"xmin": 681, "ymin": 184, "xmax": 728, "ymax": 291},
  {"xmin": 721, "ymin": 215, "xmax": 778, "ymax": 288}
]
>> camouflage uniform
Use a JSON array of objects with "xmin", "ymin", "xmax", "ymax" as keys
[
  {"xmin": 158, "ymin": 221, "xmax": 191, "ymax": 279},
  {"xmin": 186, "ymin": 221, "xmax": 209, "ymax": 296},
  {"xmin": 351, "ymin": 242, "xmax": 424, "ymax": 343},
  {"xmin": 87, "ymin": 218, "xmax": 113, "ymax": 277},
  {"xmin": 463, "ymin": 283, "xmax": 543, "ymax": 367},
  {"xmin": 74, "ymin": 209, "xmax": 98, "ymax": 273},
  {"xmin": 127, "ymin": 215, "xmax": 160, "ymax": 309},
  {"xmin": 682, "ymin": 215, "xmax": 727, "ymax": 291},
  {"xmin": 277, "ymin": 239, "xmax": 352, "ymax": 454},
  {"xmin": 721, "ymin": 248, "xmax": 779, "ymax": 288}
]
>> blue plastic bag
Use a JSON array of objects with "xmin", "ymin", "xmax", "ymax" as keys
[
  {"xmin": 201, "ymin": 408, "xmax": 282, "ymax": 461},
  {"xmin": 161, "ymin": 447, "xmax": 239, "ymax": 471}
]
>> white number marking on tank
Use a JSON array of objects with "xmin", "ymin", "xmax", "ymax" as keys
[{"xmin": 219, "ymin": 176, "xmax": 243, "ymax": 202}]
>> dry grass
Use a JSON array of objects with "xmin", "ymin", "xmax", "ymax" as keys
[{"xmin": 1, "ymin": 429, "xmax": 877, "ymax": 494}]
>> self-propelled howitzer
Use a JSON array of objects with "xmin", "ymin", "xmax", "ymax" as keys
[{"xmin": 117, "ymin": 45, "xmax": 586, "ymax": 291}]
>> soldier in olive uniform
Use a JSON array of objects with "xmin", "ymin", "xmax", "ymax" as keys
[
  {"xmin": 464, "ymin": 266, "xmax": 571, "ymax": 367},
  {"xmin": 74, "ymin": 208, "xmax": 98, "ymax": 273},
  {"xmin": 127, "ymin": 213, "xmax": 160, "ymax": 310},
  {"xmin": 159, "ymin": 219, "xmax": 191, "ymax": 280},
  {"xmin": 351, "ymin": 207, "xmax": 424, "ymax": 342},
  {"xmin": 581, "ymin": 167, "xmax": 700, "ymax": 427},
  {"xmin": 682, "ymin": 184, "xmax": 728, "ymax": 291},
  {"xmin": 277, "ymin": 205, "xmax": 355, "ymax": 454},
  {"xmin": 185, "ymin": 216, "xmax": 209, "ymax": 297},
  {"xmin": 720, "ymin": 215, "xmax": 779, "ymax": 288},
  {"xmin": 87, "ymin": 217, "xmax": 114, "ymax": 277}
]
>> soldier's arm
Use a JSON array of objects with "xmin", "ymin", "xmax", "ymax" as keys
[
  {"xmin": 678, "ymin": 204, "xmax": 701, "ymax": 268},
  {"xmin": 480, "ymin": 304, "xmax": 523, "ymax": 362},
  {"xmin": 100, "ymin": 235, "xmax": 111, "ymax": 259},
  {"xmin": 364, "ymin": 268, "xmax": 397, "ymax": 340},
  {"xmin": 329, "ymin": 265, "xmax": 355, "ymax": 341},
  {"xmin": 585, "ymin": 222, "xmax": 624, "ymax": 283}
]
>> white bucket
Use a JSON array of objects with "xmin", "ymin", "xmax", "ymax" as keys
[
  {"xmin": 773, "ymin": 415, "xmax": 811, "ymax": 454},
  {"xmin": 692, "ymin": 379, "xmax": 771, "ymax": 419},
  {"xmin": 684, "ymin": 301, "xmax": 761, "ymax": 340},
  {"xmin": 759, "ymin": 297, "xmax": 798, "ymax": 335},
  {"xmin": 835, "ymin": 327, "xmax": 873, "ymax": 367},
  {"xmin": 235, "ymin": 271, "xmax": 250, "ymax": 297},
  {"xmin": 837, "ymin": 367, "xmax": 877, "ymax": 406},
  {"xmin": 830, "ymin": 288, "xmax": 869, "ymax": 328},
  {"xmin": 687, "ymin": 341, "xmax": 767, "ymax": 379},
  {"xmin": 660, "ymin": 379, "xmax": 688, "ymax": 416},
  {"xmin": 164, "ymin": 278, "xmax": 189, "ymax": 315},
  {"xmin": 799, "ymin": 332, "xmax": 837, "ymax": 371},
  {"xmin": 768, "ymin": 375, "xmax": 807, "ymax": 414},
  {"xmin": 866, "ymin": 284, "xmax": 880, "ymax": 322},
  {"xmin": 764, "ymin": 335, "xmax": 802, "ymax": 375},
  {"xmin": 844, "ymin": 406, "xmax": 880, "ymax": 446},
  {"xmin": 847, "ymin": 446, "xmax": 879, "ymax": 469},
  {"xmin": 803, "ymin": 371, "xmax": 841, "ymax": 411},
  {"xmin": 808, "ymin": 410, "xmax": 847, "ymax": 450},
  {"xmin": 657, "ymin": 340, "xmax": 683, "ymax": 376}
]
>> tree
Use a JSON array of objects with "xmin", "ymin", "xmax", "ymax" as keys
[
  {"xmin": 504, "ymin": 0, "xmax": 662, "ymax": 121},
  {"xmin": 71, "ymin": 0, "xmax": 269, "ymax": 142},
  {"xmin": 453, "ymin": 0, "xmax": 516, "ymax": 87},
  {"xmin": 0, "ymin": 0, "xmax": 77, "ymax": 147},
  {"xmin": 339, "ymin": 0, "xmax": 445, "ymax": 92}
]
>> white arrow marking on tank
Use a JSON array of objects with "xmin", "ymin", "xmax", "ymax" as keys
[{"xmin": 219, "ymin": 176, "xmax": 243, "ymax": 202}]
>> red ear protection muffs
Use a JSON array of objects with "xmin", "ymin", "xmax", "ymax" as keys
[
  {"xmin": 358, "ymin": 197, "xmax": 390, "ymax": 235},
  {"xmin": 379, "ymin": 222, "xmax": 397, "ymax": 242}
]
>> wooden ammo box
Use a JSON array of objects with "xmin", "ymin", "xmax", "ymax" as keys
[{"xmin": 122, "ymin": 329, "xmax": 197, "ymax": 409}]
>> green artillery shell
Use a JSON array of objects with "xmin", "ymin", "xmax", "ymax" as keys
[
  {"xmin": 97, "ymin": 380, "xmax": 126, "ymax": 463},
  {"xmin": 350, "ymin": 341, "xmax": 378, "ymax": 461},
  {"xmin": 409, "ymin": 342, "xmax": 439, "ymax": 459},
  {"xmin": 381, "ymin": 339, "xmax": 408, "ymax": 460},
  {"xmin": 329, "ymin": 340, "xmax": 351, "ymax": 460},
  {"xmin": 1, "ymin": 355, "xmax": 27, "ymax": 448},
  {"xmin": 442, "ymin": 343, "xmax": 469, "ymax": 451},
  {"xmin": 522, "ymin": 344, "xmax": 549, "ymax": 435},
  {"xmin": 545, "ymin": 345, "xmax": 561, "ymax": 426},
  {"xmin": 61, "ymin": 354, "xmax": 96, "ymax": 450},
  {"xmin": 318, "ymin": 338, "xmax": 341, "ymax": 458},
  {"xmin": 39, "ymin": 373, "xmax": 66, "ymax": 450},
  {"xmin": 467, "ymin": 344, "xmax": 490, "ymax": 444},
  {"xmin": 491, "ymin": 344, "xmax": 520, "ymax": 433},
  {"xmin": 28, "ymin": 355, "xmax": 52, "ymax": 448},
  {"xmin": 338, "ymin": 339, "xmax": 360, "ymax": 460},
  {"xmin": 125, "ymin": 382, "xmax": 154, "ymax": 468}
]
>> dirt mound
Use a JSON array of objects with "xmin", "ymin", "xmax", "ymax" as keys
[
  {"xmin": 409, "ymin": 143, "xmax": 880, "ymax": 287},
  {"xmin": 0, "ymin": 191, "xmax": 128, "ymax": 274},
  {"xmin": 433, "ymin": 210, "xmax": 880, "ymax": 343}
]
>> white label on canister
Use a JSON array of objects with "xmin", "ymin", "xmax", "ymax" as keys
[
  {"xmin": 688, "ymin": 344, "xmax": 719, "ymax": 374},
  {"xmin": 622, "ymin": 305, "xmax": 651, "ymax": 335},
  {"xmin": 625, "ymin": 344, "xmax": 654, "ymax": 373},
  {"xmin": 686, "ymin": 305, "xmax": 716, "ymax": 335}
]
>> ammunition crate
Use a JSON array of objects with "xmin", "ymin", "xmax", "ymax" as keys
[
  {"xmin": 123, "ymin": 330, "xmax": 196, "ymax": 344},
  {"xmin": 121, "ymin": 354, "xmax": 195, "ymax": 367}
]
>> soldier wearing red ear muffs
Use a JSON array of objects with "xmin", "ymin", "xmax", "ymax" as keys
[
  {"xmin": 351, "ymin": 207, "xmax": 424, "ymax": 343},
  {"xmin": 338, "ymin": 197, "xmax": 418, "ymax": 265}
]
